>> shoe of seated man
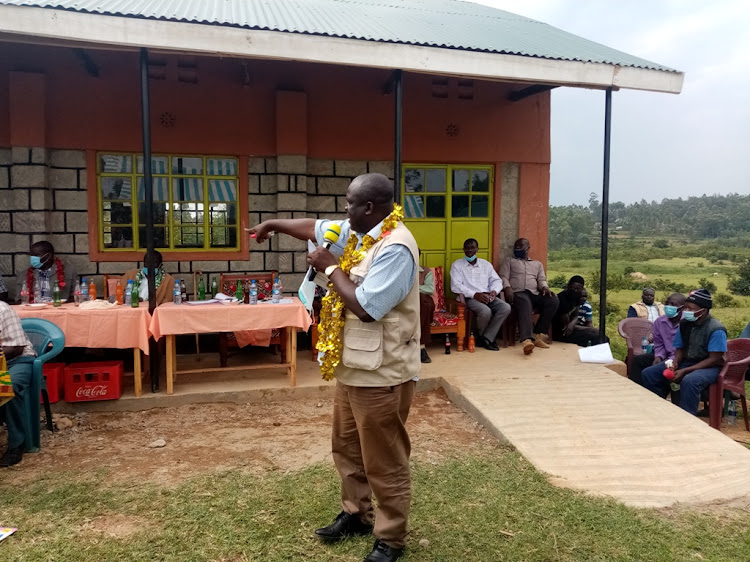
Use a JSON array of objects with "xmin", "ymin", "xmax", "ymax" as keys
[
  {"xmin": 315, "ymin": 511, "xmax": 373, "ymax": 542},
  {"xmin": 0, "ymin": 445, "xmax": 24, "ymax": 468},
  {"xmin": 533, "ymin": 334, "xmax": 550, "ymax": 349},
  {"xmin": 363, "ymin": 539, "xmax": 404, "ymax": 562},
  {"xmin": 521, "ymin": 339, "xmax": 535, "ymax": 355},
  {"xmin": 482, "ymin": 337, "xmax": 499, "ymax": 351},
  {"xmin": 420, "ymin": 348, "xmax": 432, "ymax": 363}
]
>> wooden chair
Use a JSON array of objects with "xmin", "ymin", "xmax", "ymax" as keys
[
  {"xmin": 217, "ymin": 271, "xmax": 282, "ymax": 367},
  {"xmin": 617, "ymin": 318, "xmax": 653, "ymax": 375},
  {"xmin": 429, "ymin": 266, "xmax": 466, "ymax": 352},
  {"xmin": 102, "ymin": 275, "xmax": 119, "ymax": 300},
  {"xmin": 708, "ymin": 338, "xmax": 750, "ymax": 431}
]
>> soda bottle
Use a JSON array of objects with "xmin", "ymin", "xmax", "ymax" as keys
[
  {"xmin": 211, "ymin": 277, "xmax": 218, "ymax": 299},
  {"xmin": 115, "ymin": 280, "xmax": 124, "ymax": 305},
  {"xmin": 89, "ymin": 279, "xmax": 97, "ymax": 301},
  {"xmin": 124, "ymin": 280, "xmax": 133, "ymax": 306},
  {"xmin": 33, "ymin": 277, "xmax": 41, "ymax": 304},
  {"xmin": 52, "ymin": 279, "xmax": 61, "ymax": 307},
  {"xmin": 20, "ymin": 281, "xmax": 30, "ymax": 305},
  {"xmin": 80, "ymin": 278, "xmax": 88, "ymax": 302},
  {"xmin": 445, "ymin": 334, "xmax": 451, "ymax": 355},
  {"xmin": 198, "ymin": 276, "xmax": 206, "ymax": 300},
  {"xmin": 173, "ymin": 281, "xmax": 182, "ymax": 305},
  {"xmin": 468, "ymin": 332, "xmax": 475, "ymax": 353},
  {"xmin": 249, "ymin": 280, "xmax": 258, "ymax": 305},
  {"xmin": 131, "ymin": 280, "xmax": 139, "ymax": 308},
  {"xmin": 235, "ymin": 279, "xmax": 244, "ymax": 301},
  {"xmin": 728, "ymin": 400, "xmax": 737, "ymax": 426},
  {"xmin": 181, "ymin": 279, "xmax": 188, "ymax": 303},
  {"xmin": 272, "ymin": 278, "xmax": 281, "ymax": 304},
  {"xmin": 73, "ymin": 280, "xmax": 82, "ymax": 306}
]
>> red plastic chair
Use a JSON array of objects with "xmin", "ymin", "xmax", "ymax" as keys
[
  {"xmin": 617, "ymin": 318, "xmax": 653, "ymax": 374},
  {"xmin": 708, "ymin": 338, "xmax": 750, "ymax": 431}
]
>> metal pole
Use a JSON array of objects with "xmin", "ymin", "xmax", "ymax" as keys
[
  {"xmin": 140, "ymin": 47, "xmax": 159, "ymax": 392},
  {"xmin": 393, "ymin": 69, "xmax": 403, "ymax": 202},
  {"xmin": 599, "ymin": 88, "xmax": 612, "ymax": 343}
]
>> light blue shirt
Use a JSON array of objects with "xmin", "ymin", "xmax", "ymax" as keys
[{"xmin": 315, "ymin": 219, "xmax": 416, "ymax": 322}]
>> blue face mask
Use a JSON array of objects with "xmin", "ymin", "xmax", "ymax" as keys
[
  {"xmin": 682, "ymin": 309, "xmax": 703, "ymax": 322},
  {"xmin": 30, "ymin": 256, "xmax": 44, "ymax": 269},
  {"xmin": 664, "ymin": 305, "xmax": 680, "ymax": 318},
  {"xmin": 464, "ymin": 255, "xmax": 477, "ymax": 263},
  {"xmin": 513, "ymin": 249, "xmax": 526, "ymax": 259},
  {"xmin": 142, "ymin": 267, "xmax": 150, "ymax": 276}
]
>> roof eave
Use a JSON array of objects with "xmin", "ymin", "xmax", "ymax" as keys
[{"xmin": 0, "ymin": 6, "xmax": 684, "ymax": 94}]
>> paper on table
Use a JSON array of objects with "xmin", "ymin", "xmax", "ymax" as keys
[
  {"xmin": 578, "ymin": 343, "xmax": 615, "ymax": 364},
  {"xmin": 213, "ymin": 293, "xmax": 237, "ymax": 302},
  {"xmin": 184, "ymin": 299, "xmax": 219, "ymax": 305}
]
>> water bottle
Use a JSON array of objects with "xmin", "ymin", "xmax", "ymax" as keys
[
  {"xmin": 272, "ymin": 277, "xmax": 281, "ymax": 304},
  {"xmin": 20, "ymin": 281, "xmax": 30, "ymax": 305},
  {"xmin": 181, "ymin": 279, "xmax": 188, "ymax": 303},
  {"xmin": 445, "ymin": 334, "xmax": 451, "ymax": 355},
  {"xmin": 52, "ymin": 279, "xmax": 61, "ymax": 307},
  {"xmin": 249, "ymin": 279, "xmax": 258, "ymax": 305},
  {"xmin": 728, "ymin": 400, "xmax": 737, "ymax": 426},
  {"xmin": 81, "ymin": 277, "xmax": 88, "ymax": 302},
  {"xmin": 41, "ymin": 276, "xmax": 51, "ymax": 302},
  {"xmin": 173, "ymin": 281, "xmax": 182, "ymax": 305},
  {"xmin": 641, "ymin": 336, "xmax": 648, "ymax": 354},
  {"xmin": 33, "ymin": 278, "xmax": 41, "ymax": 304},
  {"xmin": 124, "ymin": 280, "xmax": 132, "ymax": 306}
]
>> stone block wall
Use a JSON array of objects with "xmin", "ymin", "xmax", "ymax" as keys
[{"xmin": 0, "ymin": 146, "xmax": 391, "ymax": 300}]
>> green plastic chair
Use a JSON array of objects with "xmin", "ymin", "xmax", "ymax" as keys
[{"xmin": 19, "ymin": 318, "xmax": 65, "ymax": 452}]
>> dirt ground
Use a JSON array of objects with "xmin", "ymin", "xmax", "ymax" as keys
[{"xmin": 1, "ymin": 389, "xmax": 500, "ymax": 486}]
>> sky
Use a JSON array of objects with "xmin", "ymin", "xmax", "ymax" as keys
[{"xmin": 473, "ymin": 0, "xmax": 750, "ymax": 206}]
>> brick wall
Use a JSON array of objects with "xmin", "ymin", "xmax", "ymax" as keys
[{"xmin": 0, "ymin": 146, "xmax": 392, "ymax": 300}]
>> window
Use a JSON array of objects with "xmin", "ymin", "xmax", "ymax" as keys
[
  {"xmin": 97, "ymin": 153, "xmax": 240, "ymax": 252},
  {"xmin": 403, "ymin": 165, "xmax": 490, "ymax": 219}
]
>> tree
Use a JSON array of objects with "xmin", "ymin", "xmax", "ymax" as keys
[{"xmin": 728, "ymin": 259, "xmax": 750, "ymax": 296}]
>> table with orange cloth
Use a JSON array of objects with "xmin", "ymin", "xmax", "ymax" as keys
[
  {"xmin": 14, "ymin": 303, "xmax": 152, "ymax": 396},
  {"xmin": 149, "ymin": 299, "xmax": 312, "ymax": 394}
]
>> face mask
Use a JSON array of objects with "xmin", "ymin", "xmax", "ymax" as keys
[
  {"xmin": 682, "ymin": 309, "xmax": 703, "ymax": 322},
  {"xmin": 30, "ymin": 256, "xmax": 44, "ymax": 269},
  {"xmin": 513, "ymin": 249, "xmax": 526, "ymax": 259},
  {"xmin": 464, "ymin": 255, "xmax": 477, "ymax": 263},
  {"xmin": 142, "ymin": 267, "xmax": 150, "ymax": 276},
  {"xmin": 664, "ymin": 305, "xmax": 680, "ymax": 318}
]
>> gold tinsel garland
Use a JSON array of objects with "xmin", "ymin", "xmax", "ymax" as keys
[{"xmin": 316, "ymin": 205, "xmax": 405, "ymax": 380}]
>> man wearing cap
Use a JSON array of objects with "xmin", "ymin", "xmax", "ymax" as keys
[{"xmin": 641, "ymin": 289, "xmax": 727, "ymax": 416}]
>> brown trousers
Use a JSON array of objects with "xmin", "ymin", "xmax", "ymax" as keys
[
  {"xmin": 419, "ymin": 293, "xmax": 435, "ymax": 346},
  {"xmin": 332, "ymin": 379, "xmax": 415, "ymax": 548}
]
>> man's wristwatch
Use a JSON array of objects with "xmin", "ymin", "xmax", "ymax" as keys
[{"xmin": 324, "ymin": 265, "xmax": 340, "ymax": 277}]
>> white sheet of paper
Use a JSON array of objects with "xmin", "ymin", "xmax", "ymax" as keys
[
  {"xmin": 578, "ymin": 343, "xmax": 615, "ymax": 364},
  {"xmin": 184, "ymin": 299, "xmax": 219, "ymax": 305}
]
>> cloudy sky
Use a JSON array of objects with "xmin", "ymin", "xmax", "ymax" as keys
[{"xmin": 474, "ymin": 0, "xmax": 750, "ymax": 206}]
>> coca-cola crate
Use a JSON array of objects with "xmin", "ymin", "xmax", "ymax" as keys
[
  {"xmin": 64, "ymin": 361, "xmax": 123, "ymax": 402},
  {"xmin": 42, "ymin": 363, "xmax": 66, "ymax": 404}
]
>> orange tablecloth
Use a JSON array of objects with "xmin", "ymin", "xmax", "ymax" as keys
[
  {"xmin": 149, "ymin": 299, "xmax": 312, "ymax": 340},
  {"xmin": 14, "ymin": 303, "xmax": 152, "ymax": 355}
]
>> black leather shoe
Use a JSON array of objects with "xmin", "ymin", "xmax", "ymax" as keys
[
  {"xmin": 420, "ymin": 349, "xmax": 432, "ymax": 363},
  {"xmin": 0, "ymin": 445, "xmax": 23, "ymax": 467},
  {"xmin": 315, "ymin": 511, "xmax": 373, "ymax": 542},
  {"xmin": 364, "ymin": 539, "xmax": 404, "ymax": 562},
  {"xmin": 484, "ymin": 339, "xmax": 500, "ymax": 351}
]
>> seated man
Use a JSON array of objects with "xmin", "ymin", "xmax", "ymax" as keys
[
  {"xmin": 553, "ymin": 276, "xmax": 607, "ymax": 347},
  {"xmin": 641, "ymin": 289, "xmax": 726, "ymax": 416},
  {"xmin": 121, "ymin": 250, "xmax": 176, "ymax": 306},
  {"xmin": 418, "ymin": 256, "xmax": 435, "ymax": 363},
  {"xmin": 0, "ymin": 277, "xmax": 9, "ymax": 304},
  {"xmin": 499, "ymin": 238, "xmax": 559, "ymax": 355},
  {"xmin": 450, "ymin": 238, "xmax": 510, "ymax": 351},
  {"xmin": 627, "ymin": 287, "xmax": 664, "ymax": 321},
  {"xmin": 16, "ymin": 241, "xmax": 78, "ymax": 303},
  {"xmin": 0, "ymin": 301, "xmax": 36, "ymax": 467},
  {"xmin": 629, "ymin": 292, "xmax": 686, "ymax": 386}
]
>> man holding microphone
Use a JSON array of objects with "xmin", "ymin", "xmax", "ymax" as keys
[{"xmin": 248, "ymin": 173, "xmax": 419, "ymax": 562}]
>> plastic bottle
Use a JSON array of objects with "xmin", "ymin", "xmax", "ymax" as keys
[
  {"xmin": 272, "ymin": 277, "xmax": 281, "ymax": 304},
  {"xmin": 468, "ymin": 332, "xmax": 475, "ymax": 353},
  {"xmin": 115, "ymin": 280, "xmax": 124, "ymax": 305},
  {"xmin": 80, "ymin": 278, "xmax": 88, "ymax": 302},
  {"xmin": 41, "ymin": 276, "xmax": 51, "ymax": 302},
  {"xmin": 20, "ymin": 281, "xmax": 30, "ymax": 305},
  {"xmin": 211, "ymin": 277, "xmax": 218, "ymax": 299},
  {"xmin": 641, "ymin": 336, "xmax": 648, "ymax": 354},
  {"xmin": 131, "ymin": 281, "xmax": 139, "ymax": 308},
  {"xmin": 728, "ymin": 400, "xmax": 737, "ymax": 426},
  {"xmin": 249, "ymin": 279, "xmax": 258, "ymax": 305},
  {"xmin": 73, "ymin": 280, "xmax": 82, "ymax": 306},
  {"xmin": 33, "ymin": 278, "xmax": 41, "ymax": 304},
  {"xmin": 124, "ymin": 280, "xmax": 133, "ymax": 306},
  {"xmin": 89, "ymin": 279, "xmax": 97, "ymax": 301},
  {"xmin": 235, "ymin": 280, "xmax": 244, "ymax": 301},
  {"xmin": 173, "ymin": 281, "xmax": 182, "ymax": 305},
  {"xmin": 198, "ymin": 276, "xmax": 206, "ymax": 300},
  {"xmin": 445, "ymin": 334, "xmax": 451, "ymax": 355},
  {"xmin": 52, "ymin": 279, "xmax": 61, "ymax": 307},
  {"xmin": 243, "ymin": 281, "xmax": 250, "ymax": 304},
  {"xmin": 181, "ymin": 279, "xmax": 188, "ymax": 303}
]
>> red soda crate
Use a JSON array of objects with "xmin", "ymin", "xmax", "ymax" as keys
[
  {"xmin": 42, "ymin": 362, "xmax": 66, "ymax": 404},
  {"xmin": 64, "ymin": 361, "xmax": 123, "ymax": 402}
]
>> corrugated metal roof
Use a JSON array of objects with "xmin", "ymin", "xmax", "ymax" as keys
[{"xmin": 0, "ymin": 0, "xmax": 676, "ymax": 72}]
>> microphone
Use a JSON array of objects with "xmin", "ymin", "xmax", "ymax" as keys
[{"xmin": 307, "ymin": 223, "xmax": 342, "ymax": 281}]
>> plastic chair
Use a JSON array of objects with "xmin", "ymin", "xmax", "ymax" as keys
[
  {"xmin": 708, "ymin": 338, "xmax": 750, "ymax": 431},
  {"xmin": 617, "ymin": 318, "xmax": 653, "ymax": 374},
  {"xmin": 20, "ymin": 318, "xmax": 65, "ymax": 452}
]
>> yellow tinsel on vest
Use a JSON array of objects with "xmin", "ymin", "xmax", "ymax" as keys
[{"xmin": 316, "ymin": 205, "xmax": 405, "ymax": 380}]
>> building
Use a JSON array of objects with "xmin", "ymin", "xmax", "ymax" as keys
[{"xmin": 0, "ymin": 0, "xmax": 682, "ymax": 299}]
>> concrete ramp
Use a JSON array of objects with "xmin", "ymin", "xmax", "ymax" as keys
[{"xmin": 436, "ymin": 343, "xmax": 750, "ymax": 508}]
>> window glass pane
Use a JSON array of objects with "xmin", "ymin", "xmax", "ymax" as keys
[
  {"xmin": 206, "ymin": 158, "xmax": 238, "ymax": 176},
  {"xmin": 452, "ymin": 169, "xmax": 469, "ymax": 192},
  {"xmin": 174, "ymin": 226, "xmax": 204, "ymax": 248},
  {"xmin": 452, "ymin": 195, "xmax": 469, "ymax": 217},
  {"xmin": 425, "ymin": 169, "xmax": 446, "ymax": 192},
  {"xmin": 471, "ymin": 170, "xmax": 489, "ymax": 192},
  {"xmin": 137, "ymin": 177, "xmax": 168, "ymax": 201},
  {"xmin": 108, "ymin": 202, "xmax": 133, "ymax": 224},
  {"xmin": 172, "ymin": 156, "xmax": 203, "ymax": 175},
  {"xmin": 172, "ymin": 178, "xmax": 204, "ymax": 201},
  {"xmin": 403, "ymin": 195, "xmax": 425, "ymax": 218},
  {"xmin": 103, "ymin": 227, "xmax": 134, "ymax": 248},
  {"xmin": 101, "ymin": 177, "xmax": 132, "ymax": 200},
  {"xmin": 425, "ymin": 196, "xmax": 445, "ymax": 218},
  {"xmin": 136, "ymin": 156, "xmax": 169, "ymax": 174},
  {"xmin": 404, "ymin": 169, "xmax": 424, "ymax": 193},
  {"xmin": 138, "ymin": 226, "xmax": 168, "ymax": 248},
  {"xmin": 471, "ymin": 195, "xmax": 489, "ymax": 217},
  {"xmin": 210, "ymin": 226, "xmax": 237, "ymax": 247},
  {"xmin": 138, "ymin": 202, "xmax": 167, "ymax": 224},
  {"xmin": 210, "ymin": 203, "xmax": 236, "ymax": 225},
  {"xmin": 100, "ymin": 154, "xmax": 132, "ymax": 173},
  {"xmin": 173, "ymin": 202, "xmax": 204, "ymax": 226},
  {"xmin": 208, "ymin": 180, "xmax": 237, "ymax": 202}
]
